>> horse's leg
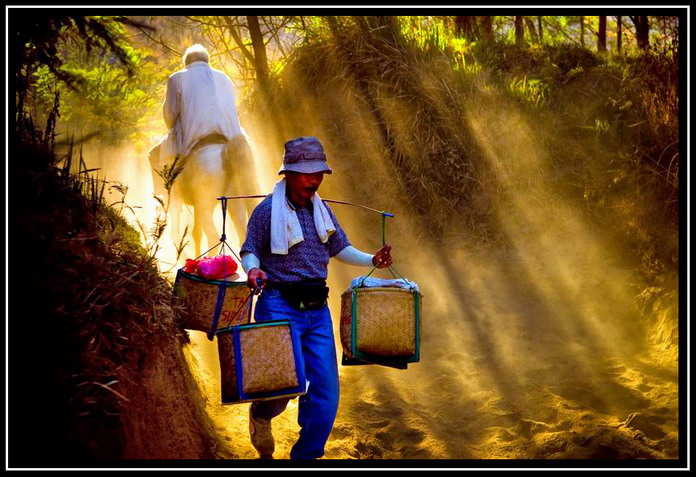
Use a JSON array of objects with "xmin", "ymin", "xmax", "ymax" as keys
[
  {"xmin": 222, "ymin": 135, "xmax": 258, "ymax": 246},
  {"xmin": 169, "ymin": 192, "xmax": 183, "ymax": 251},
  {"xmin": 193, "ymin": 199, "xmax": 221, "ymax": 258},
  {"xmin": 184, "ymin": 144, "xmax": 229, "ymax": 257},
  {"xmin": 190, "ymin": 209, "xmax": 204, "ymax": 258},
  {"xmin": 226, "ymin": 196, "xmax": 249, "ymax": 246},
  {"xmin": 170, "ymin": 172, "xmax": 197, "ymax": 260}
]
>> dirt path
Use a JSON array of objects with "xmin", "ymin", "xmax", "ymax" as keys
[
  {"xmin": 162, "ymin": 102, "xmax": 680, "ymax": 462},
  {"xmin": 182, "ymin": 250, "xmax": 679, "ymax": 462}
]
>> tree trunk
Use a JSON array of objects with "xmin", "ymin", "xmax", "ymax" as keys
[
  {"xmin": 455, "ymin": 16, "xmax": 475, "ymax": 39},
  {"xmin": 598, "ymin": 16, "xmax": 607, "ymax": 52},
  {"xmin": 580, "ymin": 16, "xmax": 585, "ymax": 47},
  {"xmin": 538, "ymin": 16, "xmax": 543, "ymax": 42},
  {"xmin": 223, "ymin": 16, "xmax": 255, "ymax": 65},
  {"xmin": 246, "ymin": 15, "xmax": 269, "ymax": 94},
  {"xmin": 525, "ymin": 17, "xmax": 539, "ymax": 43},
  {"xmin": 515, "ymin": 16, "xmax": 525, "ymax": 45},
  {"xmin": 481, "ymin": 16, "xmax": 493, "ymax": 42},
  {"xmin": 617, "ymin": 16, "xmax": 622, "ymax": 52},
  {"xmin": 631, "ymin": 15, "xmax": 650, "ymax": 50}
]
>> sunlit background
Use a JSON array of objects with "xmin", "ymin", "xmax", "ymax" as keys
[
  {"xmin": 24, "ymin": 14, "xmax": 681, "ymax": 460},
  {"xmin": 80, "ymin": 91, "xmax": 679, "ymax": 460}
]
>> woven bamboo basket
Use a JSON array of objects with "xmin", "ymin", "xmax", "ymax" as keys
[
  {"xmin": 340, "ymin": 286, "xmax": 422, "ymax": 362},
  {"xmin": 173, "ymin": 269, "xmax": 250, "ymax": 333},
  {"xmin": 217, "ymin": 320, "xmax": 308, "ymax": 404}
]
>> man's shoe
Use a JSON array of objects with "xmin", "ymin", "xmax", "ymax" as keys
[{"xmin": 249, "ymin": 413, "xmax": 275, "ymax": 459}]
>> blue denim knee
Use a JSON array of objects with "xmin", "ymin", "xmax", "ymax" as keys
[{"xmin": 253, "ymin": 288, "xmax": 340, "ymax": 459}]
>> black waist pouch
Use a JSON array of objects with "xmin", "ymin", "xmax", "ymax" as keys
[{"xmin": 270, "ymin": 281, "xmax": 330, "ymax": 311}]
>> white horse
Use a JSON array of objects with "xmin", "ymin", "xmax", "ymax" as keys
[{"xmin": 149, "ymin": 133, "xmax": 258, "ymax": 258}]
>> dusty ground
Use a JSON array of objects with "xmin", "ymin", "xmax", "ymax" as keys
[
  {"xmin": 181, "ymin": 247, "xmax": 680, "ymax": 464},
  {"xmin": 85, "ymin": 121, "xmax": 680, "ymax": 466}
]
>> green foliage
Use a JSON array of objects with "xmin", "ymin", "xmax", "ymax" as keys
[
  {"xmin": 546, "ymin": 43, "xmax": 602, "ymax": 72},
  {"xmin": 507, "ymin": 76, "xmax": 549, "ymax": 108},
  {"xmin": 472, "ymin": 41, "xmax": 602, "ymax": 76},
  {"xmin": 474, "ymin": 41, "xmax": 548, "ymax": 73},
  {"xmin": 16, "ymin": 15, "xmax": 170, "ymax": 149},
  {"xmin": 14, "ymin": 16, "xmax": 138, "ymax": 101},
  {"xmin": 649, "ymin": 16, "xmax": 680, "ymax": 56},
  {"xmin": 400, "ymin": 16, "xmax": 451, "ymax": 54},
  {"xmin": 247, "ymin": 14, "xmax": 679, "ymax": 324},
  {"xmin": 57, "ymin": 61, "xmax": 160, "ymax": 144},
  {"xmin": 16, "ymin": 13, "xmax": 680, "ymax": 316},
  {"xmin": 264, "ymin": 16, "xmax": 496, "ymax": 243},
  {"xmin": 35, "ymin": 42, "xmax": 166, "ymax": 145}
]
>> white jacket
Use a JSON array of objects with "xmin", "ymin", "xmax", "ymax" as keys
[{"xmin": 162, "ymin": 61, "xmax": 243, "ymax": 161}]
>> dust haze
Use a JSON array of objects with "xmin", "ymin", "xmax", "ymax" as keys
[{"xmin": 81, "ymin": 86, "xmax": 679, "ymax": 460}]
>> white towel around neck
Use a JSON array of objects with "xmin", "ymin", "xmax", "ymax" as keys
[{"xmin": 270, "ymin": 178, "xmax": 336, "ymax": 255}]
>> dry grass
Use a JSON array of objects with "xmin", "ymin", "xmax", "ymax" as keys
[
  {"xmin": 9, "ymin": 133, "xmax": 220, "ymax": 462},
  {"xmin": 10, "ymin": 16, "xmax": 680, "ymax": 463},
  {"xmin": 252, "ymin": 18, "xmax": 498, "ymax": 248},
  {"xmin": 243, "ymin": 16, "xmax": 680, "ymax": 354}
]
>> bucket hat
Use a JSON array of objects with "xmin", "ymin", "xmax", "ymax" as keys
[{"xmin": 278, "ymin": 136, "xmax": 332, "ymax": 175}]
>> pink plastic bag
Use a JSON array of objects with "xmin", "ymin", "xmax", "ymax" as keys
[
  {"xmin": 196, "ymin": 255, "xmax": 238, "ymax": 280},
  {"xmin": 184, "ymin": 259, "xmax": 200, "ymax": 274}
]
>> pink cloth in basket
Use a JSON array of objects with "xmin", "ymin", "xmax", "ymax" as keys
[{"xmin": 188, "ymin": 255, "xmax": 238, "ymax": 280}]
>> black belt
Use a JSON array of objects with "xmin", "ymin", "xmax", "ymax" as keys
[
  {"xmin": 266, "ymin": 280, "xmax": 326, "ymax": 290},
  {"xmin": 266, "ymin": 280, "xmax": 329, "ymax": 311}
]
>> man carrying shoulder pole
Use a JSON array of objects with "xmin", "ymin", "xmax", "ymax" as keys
[{"xmin": 240, "ymin": 136, "xmax": 392, "ymax": 459}]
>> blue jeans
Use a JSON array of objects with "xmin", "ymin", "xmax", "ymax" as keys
[{"xmin": 249, "ymin": 288, "xmax": 340, "ymax": 460}]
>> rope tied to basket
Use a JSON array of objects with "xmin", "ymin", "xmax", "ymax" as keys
[
  {"xmin": 354, "ymin": 210, "xmax": 414, "ymax": 293},
  {"xmin": 195, "ymin": 197, "xmax": 246, "ymax": 339},
  {"xmin": 193, "ymin": 197, "xmax": 242, "ymax": 263}
]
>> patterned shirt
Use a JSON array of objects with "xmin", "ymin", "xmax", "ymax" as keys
[{"xmin": 240, "ymin": 195, "xmax": 351, "ymax": 283}]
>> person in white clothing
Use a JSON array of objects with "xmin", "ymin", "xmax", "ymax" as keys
[
  {"xmin": 150, "ymin": 44, "xmax": 257, "ymax": 255},
  {"xmin": 160, "ymin": 44, "xmax": 243, "ymax": 165}
]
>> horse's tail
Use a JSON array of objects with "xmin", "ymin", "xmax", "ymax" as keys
[
  {"xmin": 148, "ymin": 142, "xmax": 168, "ymax": 197},
  {"xmin": 222, "ymin": 133, "xmax": 259, "ymax": 219},
  {"xmin": 148, "ymin": 143, "xmax": 161, "ymax": 169},
  {"xmin": 223, "ymin": 134, "xmax": 253, "ymax": 163},
  {"xmin": 222, "ymin": 134, "xmax": 254, "ymax": 186}
]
